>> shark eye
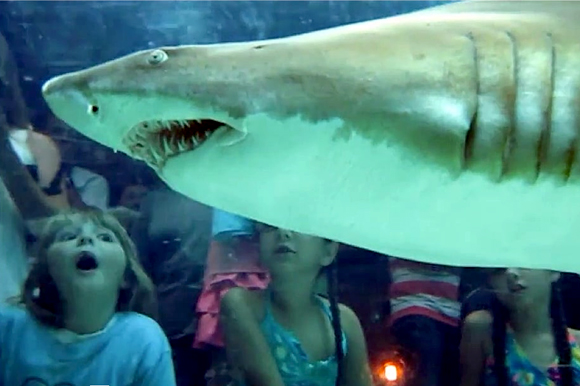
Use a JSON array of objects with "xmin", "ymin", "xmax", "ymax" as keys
[
  {"xmin": 87, "ymin": 104, "xmax": 99, "ymax": 115},
  {"xmin": 148, "ymin": 49, "xmax": 168, "ymax": 66}
]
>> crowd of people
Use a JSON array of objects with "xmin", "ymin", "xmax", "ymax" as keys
[{"xmin": 2, "ymin": 31, "xmax": 580, "ymax": 386}]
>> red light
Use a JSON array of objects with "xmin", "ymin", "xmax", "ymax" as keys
[{"xmin": 383, "ymin": 362, "xmax": 400, "ymax": 382}]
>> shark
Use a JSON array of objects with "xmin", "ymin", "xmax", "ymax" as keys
[{"xmin": 42, "ymin": 0, "xmax": 580, "ymax": 273}]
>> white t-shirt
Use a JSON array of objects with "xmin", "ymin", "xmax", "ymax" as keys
[
  {"xmin": 8, "ymin": 129, "xmax": 35, "ymax": 166},
  {"xmin": 69, "ymin": 166, "xmax": 110, "ymax": 210}
]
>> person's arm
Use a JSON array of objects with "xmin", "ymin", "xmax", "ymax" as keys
[
  {"xmin": 0, "ymin": 33, "xmax": 29, "ymax": 128},
  {"xmin": 460, "ymin": 310, "xmax": 492, "ymax": 386},
  {"xmin": 220, "ymin": 287, "xmax": 285, "ymax": 386},
  {"xmin": 0, "ymin": 126, "xmax": 58, "ymax": 219},
  {"xmin": 339, "ymin": 304, "xmax": 373, "ymax": 386}
]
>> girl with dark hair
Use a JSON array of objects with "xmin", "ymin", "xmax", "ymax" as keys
[
  {"xmin": 460, "ymin": 268, "xmax": 580, "ymax": 386},
  {"xmin": 220, "ymin": 223, "xmax": 372, "ymax": 386}
]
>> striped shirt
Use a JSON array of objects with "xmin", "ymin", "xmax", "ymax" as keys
[{"xmin": 389, "ymin": 258, "xmax": 461, "ymax": 327}]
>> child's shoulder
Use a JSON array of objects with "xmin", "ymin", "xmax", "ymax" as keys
[
  {"xmin": 0, "ymin": 303, "xmax": 31, "ymax": 325},
  {"xmin": 461, "ymin": 310, "xmax": 493, "ymax": 342},
  {"xmin": 113, "ymin": 312, "xmax": 169, "ymax": 346},
  {"xmin": 336, "ymin": 302, "xmax": 363, "ymax": 333},
  {"xmin": 315, "ymin": 297, "xmax": 362, "ymax": 333},
  {"xmin": 115, "ymin": 312, "xmax": 164, "ymax": 332},
  {"xmin": 322, "ymin": 301, "xmax": 366, "ymax": 351},
  {"xmin": 337, "ymin": 302, "xmax": 359, "ymax": 320},
  {"xmin": 0, "ymin": 304, "xmax": 37, "ymax": 343},
  {"xmin": 463, "ymin": 310, "xmax": 493, "ymax": 329},
  {"xmin": 221, "ymin": 287, "xmax": 266, "ymax": 321},
  {"xmin": 316, "ymin": 297, "xmax": 357, "ymax": 319}
]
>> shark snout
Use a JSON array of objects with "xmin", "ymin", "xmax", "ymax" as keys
[
  {"xmin": 41, "ymin": 73, "xmax": 106, "ymax": 137},
  {"xmin": 41, "ymin": 75, "xmax": 63, "ymax": 96},
  {"xmin": 41, "ymin": 74, "xmax": 83, "ymax": 102},
  {"xmin": 42, "ymin": 75, "xmax": 100, "ymax": 120}
]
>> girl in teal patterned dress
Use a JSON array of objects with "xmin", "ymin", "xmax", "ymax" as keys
[
  {"xmin": 460, "ymin": 269, "xmax": 580, "ymax": 386},
  {"xmin": 219, "ymin": 223, "xmax": 373, "ymax": 386}
]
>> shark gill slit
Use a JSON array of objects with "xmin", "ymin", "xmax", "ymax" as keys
[
  {"xmin": 564, "ymin": 140, "xmax": 577, "ymax": 182},
  {"xmin": 500, "ymin": 31, "xmax": 518, "ymax": 179},
  {"xmin": 535, "ymin": 32, "xmax": 555, "ymax": 180},
  {"xmin": 562, "ymin": 43, "xmax": 577, "ymax": 182},
  {"xmin": 463, "ymin": 32, "xmax": 478, "ymax": 171}
]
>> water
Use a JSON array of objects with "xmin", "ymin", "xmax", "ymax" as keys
[{"xmin": 1, "ymin": 1, "xmax": 580, "ymax": 386}]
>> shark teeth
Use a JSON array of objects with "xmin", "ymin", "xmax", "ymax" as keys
[{"xmin": 122, "ymin": 118, "xmax": 227, "ymax": 169}]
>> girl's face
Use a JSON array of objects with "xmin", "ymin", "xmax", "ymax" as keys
[
  {"xmin": 257, "ymin": 223, "xmax": 337, "ymax": 275},
  {"xmin": 488, "ymin": 268, "xmax": 559, "ymax": 308},
  {"xmin": 46, "ymin": 215, "xmax": 127, "ymax": 299}
]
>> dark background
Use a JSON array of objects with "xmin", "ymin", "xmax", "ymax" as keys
[{"xmin": 1, "ymin": 0, "xmax": 578, "ymax": 328}]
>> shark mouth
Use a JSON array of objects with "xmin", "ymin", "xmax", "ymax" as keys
[{"xmin": 123, "ymin": 119, "xmax": 229, "ymax": 168}]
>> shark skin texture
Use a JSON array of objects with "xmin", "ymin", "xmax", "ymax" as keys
[{"xmin": 41, "ymin": 1, "xmax": 580, "ymax": 273}]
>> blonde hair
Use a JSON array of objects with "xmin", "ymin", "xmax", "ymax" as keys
[{"xmin": 20, "ymin": 209, "xmax": 157, "ymax": 328}]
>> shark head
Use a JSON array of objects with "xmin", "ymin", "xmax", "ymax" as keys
[
  {"xmin": 42, "ymin": 1, "xmax": 580, "ymax": 273},
  {"xmin": 41, "ymin": 45, "xmax": 260, "ymax": 170}
]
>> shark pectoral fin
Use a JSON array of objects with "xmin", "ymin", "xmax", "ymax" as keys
[{"xmin": 214, "ymin": 123, "xmax": 248, "ymax": 147}]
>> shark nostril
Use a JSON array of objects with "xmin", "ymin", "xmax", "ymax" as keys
[{"xmin": 88, "ymin": 104, "xmax": 99, "ymax": 115}]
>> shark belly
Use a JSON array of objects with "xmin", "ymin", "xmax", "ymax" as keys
[{"xmin": 161, "ymin": 113, "xmax": 580, "ymax": 274}]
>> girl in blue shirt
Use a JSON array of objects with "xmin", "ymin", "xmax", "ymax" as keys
[{"xmin": 0, "ymin": 209, "xmax": 176, "ymax": 386}]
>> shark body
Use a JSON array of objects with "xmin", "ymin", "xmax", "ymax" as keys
[{"xmin": 42, "ymin": 1, "xmax": 580, "ymax": 273}]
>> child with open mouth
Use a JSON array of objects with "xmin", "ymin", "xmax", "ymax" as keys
[{"xmin": 0, "ymin": 209, "xmax": 176, "ymax": 386}]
